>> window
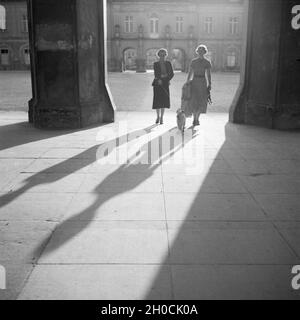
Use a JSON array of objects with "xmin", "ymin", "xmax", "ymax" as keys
[
  {"xmin": 176, "ymin": 16, "xmax": 183, "ymax": 33},
  {"xmin": 205, "ymin": 17, "xmax": 213, "ymax": 34},
  {"xmin": 0, "ymin": 5, "xmax": 6, "ymax": 31},
  {"xmin": 150, "ymin": 16, "xmax": 159, "ymax": 34},
  {"xmin": 227, "ymin": 51, "xmax": 236, "ymax": 67},
  {"xmin": 229, "ymin": 17, "xmax": 238, "ymax": 35},
  {"xmin": 0, "ymin": 48, "xmax": 9, "ymax": 65},
  {"xmin": 24, "ymin": 48, "xmax": 30, "ymax": 65},
  {"xmin": 21, "ymin": 14, "xmax": 28, "ymax": 33},
  {"xmin": 125, "ymin": 16, "xmax": 133, "ymax": 33}
]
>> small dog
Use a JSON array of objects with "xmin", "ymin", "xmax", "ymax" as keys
[{"xmin": 176, "ymin": 108, "xmax": 186, "ymax": 132}]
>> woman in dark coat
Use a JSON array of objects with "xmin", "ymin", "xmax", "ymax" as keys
[{"xmin": 152, "ymin": 48, "xmax": 174, "ymax": 124}]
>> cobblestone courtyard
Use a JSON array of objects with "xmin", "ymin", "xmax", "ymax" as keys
[{"xmin": 0, "ymin": 71, "xmax": 240, "ymax": 112}]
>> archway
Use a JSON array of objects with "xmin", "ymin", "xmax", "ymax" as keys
[
  {"xmin": 224, "ymin": 46, "xmax": 240, "ymax": 71},
  {"xmin": 171, "ymin": 48, "xmax": 186, "ymax": 71},
  {"xmin": 146, "ymin": 48, "xmax": 159, "ymax": 70},
  {"xmin": 123, "ymin": 48, "xmax": 137, "ymax": 71}
]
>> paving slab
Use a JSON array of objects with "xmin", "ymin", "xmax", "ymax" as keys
[
  {"xmin": 3, "ymin": 173, "xmax": 85, "ymax": 193},
  {"xmin": 0, "ymin": 221, "xmax": 57, "ymax": 263},
  {"xmin": 165, "ymin": 193, "xmax": 266, "ymax": 221},
  {"xmin": 253, "ymin": 194, "xmax": 300, "ymax": 221},
  {"xmin": 163, "ymin": 173, "xmax": 248, "ymax": 193},
  {"xmin": 238, "ymin": 174, "xmax": 300, "ymax": 194},
  {"xmin": 167, "ymin": 222, "xmax": 299, "ymax": 264},
  {"xmin": 0, "ymin": 172, "xmax": 19, "ymax": 191},
  {"xmin": 64, "ymin": 192, "xmax": 165, "ymax": 221},
  {"xmin": 79, "ymin": 172, "xmax": 163, "ymax": 193},
  {"xmin": 161, "ymin": 159, "xmax": 233, "ymax": 174},
  {"xmin": 23, "ymin": 158, "xmax": 92, "ymax": 174},
  {"xmin": 18, "ymin": 264, "xmax": 172, "ymax": 300},
  {"xmin": 0, "ymin": 262, "xmax": 33, "ymax": 300},
  {"xmin": 0, "ymin": 193, "xmax": 73, "ymax": 221},
  {"xmin": 274, "ymin": 222, "xmax": 300, "ymax": 259},
  {"xmin": 0, "ymin": 159, "xmax": 34, "ymax": 173},
  {"xmin": 172, "ymin": 265, "xmax": 300, "ymax": 300},
  {"xmin": 38, "ymin": 221, "xmax": 169, "ymax": 264}
]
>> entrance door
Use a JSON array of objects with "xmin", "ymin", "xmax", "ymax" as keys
[
  {"xmin": 123, "ymin": 48, "xmax": 137, "ymax": 70},
  {"xmin": 0, "ymin": 48, "xmax": 9, "ymax": 65},
  {"xmin": 171, "ymin": 48, "xmax": 185, "ymax": 71}
]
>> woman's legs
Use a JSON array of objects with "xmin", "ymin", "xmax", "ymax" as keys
[
  {"xmin": 155, "ymin": 109, "xmax": 160, "ymax": 123},
  {"xmin": 196, "ymin": 111, "xmax": 201, "ymax": 124},
  {"xmin": 160, "ymin": 108, "xmax": 165, "ymax": 124},
  {"xmin": 155, "ymin": 108, "xmax": 165, "ymax": 124},
  {"xmin": 193, "ymin": 111, "xmax": 200, "ymax": 126},
  {"xmin": 193, "ymin": 112, "xmax": 197, "ymax": 126}
]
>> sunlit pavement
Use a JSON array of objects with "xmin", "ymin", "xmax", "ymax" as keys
[
  {"xmin": 0, "ymin": 71, "xmax": 239, "ymax": 112},
  {"xmin": 0, "ymin": 111, "xmax": 300, "ymax": 300}
]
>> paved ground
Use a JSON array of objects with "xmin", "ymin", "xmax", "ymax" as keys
[
  {"xmin": 0, "ymin": 111, "xmax": 300, "ymax": 300},
  {"xmin": 0, "ymin": 71, "xmax": 239, "ymax": 112}
]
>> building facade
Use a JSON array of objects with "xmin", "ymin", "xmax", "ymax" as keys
[
  {"xmin": 0, "ymin": 0, "xmax": 29, "ymax": 70},
  {"xmin": 107, "ymin": 0, "xmax": 246, "ymax": 72},
  {"xmin": 0, "ymin": 0, "xmax": 246, "ymax": 72}
]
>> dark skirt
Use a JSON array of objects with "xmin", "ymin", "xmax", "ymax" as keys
[
  {"xmin": 190, "ymin": 77, "xmax": 208, "ymax": 114},
  {"xmin": 152, "ymin": 82, "xmax": 170, "ymax": 109}
]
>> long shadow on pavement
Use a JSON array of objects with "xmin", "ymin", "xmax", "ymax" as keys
[{"xmin": 29, "ymin": 125, "xmax": 198, "ymax": 258}]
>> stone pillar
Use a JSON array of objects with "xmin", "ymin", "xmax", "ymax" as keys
[
  {"xmin": 27, "ymin": 0, "xmax": 115, "ymax": 129},
  {"xmin": 230, "ymin": 0, "xmax": 300, "ymax": 130}
]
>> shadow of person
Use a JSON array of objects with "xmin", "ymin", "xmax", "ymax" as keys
[
  {"xmin": 30, "ymin": 125, "xmax": 197, "ymax": 257},
  {"xmin": 0, "ymin": 125, "xmax": 157, "ymax": 210}
]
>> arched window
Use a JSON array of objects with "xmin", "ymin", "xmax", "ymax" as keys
[{"xmin": 0, "ymin": 5, "xmax": 6, "ymax": 31}]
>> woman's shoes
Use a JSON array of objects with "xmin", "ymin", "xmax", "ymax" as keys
[
  {"xmin": 155, "ymin": 117, "xmax": 164, "ymax": 125},
  {"xmin": 193, "ymin": 119, "xmax": 200, "ymax": 126}
]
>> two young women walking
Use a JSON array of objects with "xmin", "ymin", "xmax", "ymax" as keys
[{"xmin": 152, "ymin": 45, "xmax": 212, "ymax": 126}]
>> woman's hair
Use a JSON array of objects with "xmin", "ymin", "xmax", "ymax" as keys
[
  {"xmin": 195, "ymin": 44, "xmax": 208, "ymax": 54},
  {"xmin": 156, "ymin": 48, "xmax": 168, "ymax": 58}
]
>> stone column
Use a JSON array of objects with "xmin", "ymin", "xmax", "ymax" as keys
[
  {"xmin": 27, "ymin": 0, "xmax": 115, "ymax": 129},
  {"xmin": 230, "ymin": 0, "xmax": 300, "ymax": 130}
]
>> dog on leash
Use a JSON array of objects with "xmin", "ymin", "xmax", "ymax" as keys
[{"xmin": 176, "ymin": 108, "xmax": 186, "ymax": 132}]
